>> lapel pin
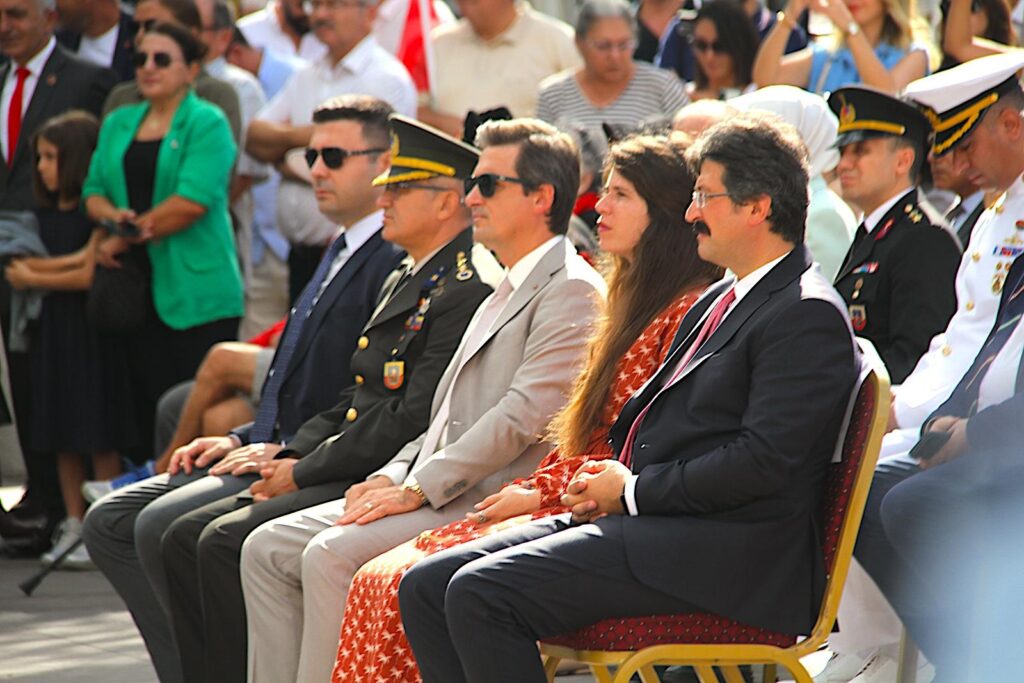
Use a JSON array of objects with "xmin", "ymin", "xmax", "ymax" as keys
[{"xmin": 45, "ymin": 74, "xmax": 56, "ymax": 86}]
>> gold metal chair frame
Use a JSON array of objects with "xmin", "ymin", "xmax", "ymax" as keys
[{"xmin": 541, "ymin": 339, "xmax": 891, "ymax": 683}]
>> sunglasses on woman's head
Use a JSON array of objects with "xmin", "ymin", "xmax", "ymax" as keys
[
  {"xmin": 690, "ymin": 38, "xmax": 726, "ymax": 54},
  {"xmin": 132, "ymin": 51, "xmax": 175, "ymax": 69},
  {"xmin": 304, "ymin": 146, "xmax": 386, "ymax": 169},
  {"xmin": 464, "ymin": 173, "xmax": 534, "ymax": 198}
]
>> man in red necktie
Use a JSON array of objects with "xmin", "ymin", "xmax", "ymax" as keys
[{"xmin": 399, "ymin": 111, "xmax": 862, "ymax": 683}]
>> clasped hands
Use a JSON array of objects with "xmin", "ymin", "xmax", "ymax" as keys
[
  {"xmin": 560, "ymin": 460, "xmax": 629, "ymax": 523},
  {"xmin": 918, "ymin": 415, "xmax": 969, "ymax": 470},
  {"xmin": 168, "ymin": 436, "xmax": 295, "ymax": 501},
  {"xmin": 337, "ymin": 476, "xmax": 425, "ymax": 526}
]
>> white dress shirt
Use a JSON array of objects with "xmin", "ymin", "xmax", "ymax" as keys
[
  {"xmin": 238, "ymin": 2, "xmax": 327, "ymax": 62},
  {"xmin": 75, "ymin": 22, "xmax": 119, "ymax": 68},
  {"xmin": 313, "ymin": 209, "xmax": 383, "ymax": 305}
]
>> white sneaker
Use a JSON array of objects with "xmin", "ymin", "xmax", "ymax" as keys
[
  {"xmin": 39, "ymin": 517, "xmax": 94, "ymax": 570},
  {"xmin": 81, "ymin": 479, "xmax": 113, "ymax": 504},
  {"xmin": 814, "ymin": 650, "xmax": 878, "ymax": 682},
  {"xmin": 849, "ymin": 652, "xmax": 935, "ymax": 683}
]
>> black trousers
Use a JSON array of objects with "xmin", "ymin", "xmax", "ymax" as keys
[
  {"xmin": 161, "ymin": 480, "xmax": 348, "ymax": 683},
  {"xmin": 398, "ymin": 514, "xmax": 699, "ymax": 683}
]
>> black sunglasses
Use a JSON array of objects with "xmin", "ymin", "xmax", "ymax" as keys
[
  {"xmin": 464, "ymin": 173, "xmax": 534, "ymax": 198},
  {"xmin": 304, "ymin": 146, "xmax": 386, "ymax": 169},
  {"xmin": 132, "ymin": 51, "xmax": 175, "ymax": 69},
  {"xmin": 136, "ymin": 18, "xmax": 158, "ymax": 34},
  {"xmin": 690, "ymin": 37, "xmax": 726, "ymax": 54}
]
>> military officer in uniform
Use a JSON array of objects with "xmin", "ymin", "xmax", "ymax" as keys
[
  {"xmin": 158, "ymin": 116, "xmax": 503, "ymax": 683},
  {"xmin": 829, "ymin": 86, "xmax": 962, "ymax": 384},
  {"xmin": 820, "ymin": 53, "xmax": 1024, "ymax": 682}
]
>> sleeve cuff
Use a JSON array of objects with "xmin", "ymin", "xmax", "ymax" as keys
[
  {"xmin": 373, "ymin": 461, "xmax": 411, "ymax": 486},
  {"xmin": 623, "ymin": 474, "xmax": 640, "ymax": 516}
]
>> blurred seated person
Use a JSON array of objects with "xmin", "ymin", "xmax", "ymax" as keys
[
  {"xmin": 753, "ymin": 0, "xmax": 933, "ymax": 94},
  {"xmin": 929, "ymin": 143, "xmax": 987, "ymax": 245},
  {"xmin": 658, "ymin": 0, "xmax": 808, "ymax": 81},
  {"xmin": 682, "ymin": 0, "xmax": 761, "ymax": 101},
  {"xmin": 536, "ymin": 0, "xmax": 687, "ymax": 133},
  {"xmin": 633, "ymin": 0, "xmax": 684, "ymax": 62},
  {"xmin": 418, "ymin": 0, "xmax": 579, "ymax": 137},
  {"xmin": 942, "ymin": 0, "xmax": 1017, "ymax": 63},
  {"xmin": 671, "ymin": 98, "xmax": 736, "ymax": 138},
  {"xmin": 55, "ymin": 0, "xmax": 137, "ymax": 81},
  {"xmin": 732, "ymin": 85, "xmax": 857, "ymax": 281},
  {"xmin": 101, "ymin": 0, "xmax": 241, "ymax": 140}
]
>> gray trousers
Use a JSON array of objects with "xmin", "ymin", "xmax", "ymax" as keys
[{"xmin": 81, "ymin": 471, "xmax": 255, "ymax": 683}]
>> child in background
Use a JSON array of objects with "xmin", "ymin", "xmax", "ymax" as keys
[{"xmin": 5, "ymin": 111, "xmax": 135, "ymax": 569}]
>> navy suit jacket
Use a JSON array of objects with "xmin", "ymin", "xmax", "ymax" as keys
[
  {"xmin": 929, "ymin": 253, "xmax": 1024, "ymax": 455},
  {"xmin": 606, "ymin": 245, "xmax": 859, "ymax": 635},
  {"xmin": 234, "ymin": 230, "xmax": 403, "ymax": 444},
  {"xmin": 57, "ymin": 11, "xmax": 137, "ymax": 83}
]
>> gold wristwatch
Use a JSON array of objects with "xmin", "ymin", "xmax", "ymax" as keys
[{"xmin": 402, "ymin": 479, "xmax": 428, "ymax": 506}]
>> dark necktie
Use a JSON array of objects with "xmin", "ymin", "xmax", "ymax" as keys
[
  {"xmin": 249, "ymin": 234, "xmax": 347, "ymax": 443},
  {"xmin": 618, "ymin": 287, "xmax": 736, "ymax": 468},
  {"xmin": 838, "ymin": 222, "xmax": 868, "ymax": 275}
]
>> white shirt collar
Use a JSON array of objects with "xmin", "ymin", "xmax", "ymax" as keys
[
  {"xmin": 341, "ymin": 209, "xmax": 383, "ymax": 254},
  {"xmin": 732, "ymin": 251, "xmax": 790, "ymax": 304},
  {"xmin": 863, "ymin": 186, "xmax": 914, "ymax": 233},
  {"xmin": 958, "ymin": 189, "xmax": 985, "ymax": 217},
  {"xmin": 16, "ymin": 35, "xmax": 57, "ymax": 73},
  {"xmin": 505, "ymin": 234, "xmax": 563, "ymax": 290}
]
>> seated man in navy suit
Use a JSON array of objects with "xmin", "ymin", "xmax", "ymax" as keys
[
  {"xmin": 398, "ymin": 112, "xmax": 861, "ymax": 683},
  {"xmin": 82, "ymin": 94, "xmax": 404, "ymax": 683}
]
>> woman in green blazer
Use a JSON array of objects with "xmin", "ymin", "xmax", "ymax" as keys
[{"xmin": 83, "ymin": 22, "xmax": 243, "ymax": 453}]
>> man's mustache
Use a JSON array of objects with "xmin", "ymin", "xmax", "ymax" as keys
[{"xmin": 692, "ymin": 222, "xmax": 710, "ymax": 236}]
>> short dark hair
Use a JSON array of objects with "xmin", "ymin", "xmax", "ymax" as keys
[
  {"xmin": 144, "ymin": 0, "xmax": 203, "ymax": 30},
  {"xmin": 474, "ymin": 118, "xmax": 580, "ymax": 235},
  {"xmin": 32, "ymin": 110, "xmax": 100, "ymax": 208},
  {"xmin": 311, "ymin": 95, "xmax": 394, "ymax": 149},
  {"xmin": 146, "ymin": 21, "xmax": 207, "ymax": 63},
  {"xmin": 693, "ymin": 0, "xmax": 759, "ymax": 91},
  {"xmin": 211, "ymin": 0, "xmax": 234, "ymax": 30},
  {"xmin": 686, "ymin": 112, "xmax": 809, "ymax": 244}
]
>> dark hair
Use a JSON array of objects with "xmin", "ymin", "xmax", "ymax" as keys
[
  {"xmin": 687, "ymin": 112, "xmax": 810, "ymax": 244},
  {"xmin": 141, "ymin": 0, "xmax": 203, "ymax": 30},
  {"xmin": 941, "ymin": 0, "xmax": 1015, "ymax": 44},
  {"xmin": 230, "ymin": 25, "xmax": 250, "ymax": 47},
  {"xmin": 312, "ymin": 95, "xmax": 394, "ymax": 149},
  {"xmin": 145, "ymin": 21, "xmax": 207, "ymax": 63},
  {"xmin": 551, "ymin": 135, "xmax": 721, "ymax": 456},
  {"xmin": 574, "ymin": 0, "xmax": 636, "ymax": 40},
  {"xmin": 211, "ymin": 0, "xmax": 234, "ymax": 30},
  {"xmin": 692, "ymin": 0, "xmax": 759, "ymax": 91},
  {"xmin": 32, "ymin": 110, "xmax": 100, "ymax": 208},
  {"xmin": 474, "ymin": 118, "xmax": 580, "ymax": 235}
]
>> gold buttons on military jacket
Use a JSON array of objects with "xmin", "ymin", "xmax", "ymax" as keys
[
  {"xmin": 346, "ymin": 408, "xmax": 358, "ymax": 422},
  {"xmin": 942, "ymin": 345, "xmax": 952, "ymax": 356},
  {"xmin": 972, "ymin": 252, "xmax": 981, "ymax": 262},
  {"xmin": 357, "ymin": 336, "xmax": 369, "ymax": 350},
  {"xmin": 354, "ymin": 374, "xmax": 364, "ymax": 385},
  {"xmin": 966, "ymin": 301, "xmax": 975, "ymax": 311}
]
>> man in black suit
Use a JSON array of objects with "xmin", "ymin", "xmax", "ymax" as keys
[
  {"xmin": 156, "ymin": 116, "xmax": 498, "ymax": 683},
  {"xmin": 0, "ymin": 0, "xmax": 114, "ymax": 550},
  {"xmin": 81, "ymin": 95, "xmax": 404, "ymax": 683},
  {"xmin": 398, "ymin": 112, "xmax": 860, "ymax": 683},
  {"xmin": 829, "ymin": 86, "xmax": 962, "ymax": 385},
  {"xmin": 55, "ymin": 0, "xmax": 136, "ymax": 82}
]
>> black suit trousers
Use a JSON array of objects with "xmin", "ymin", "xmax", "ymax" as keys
[
  {"xmin": 161, "ymin": 480, "xmax": 348, "ymax": 683},
  {"xmin": 399, "ymin": 513, "xmax": 699, "ymax": 683}
]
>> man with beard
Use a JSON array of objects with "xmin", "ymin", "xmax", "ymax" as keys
[{"xmin": 237, "ymin": 0, "xmax": 325, "ymax": 61}]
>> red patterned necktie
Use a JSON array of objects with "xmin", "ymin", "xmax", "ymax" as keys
[
  {"xmin": 7, "ymin": 67, "xmax": 30, "ymax": 169},
  {"xmin": 618, "ymin": 287, "xmax": 737, "ymax": 468}
]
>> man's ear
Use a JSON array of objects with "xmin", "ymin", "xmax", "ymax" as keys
[
  {"xmin": 374, "ymin": 150, "xmax": 391, "ymax": 177},
  {"xmin": 532, "ymin": 183, "xmax": 555, "ymax": 218},
  {"xmin": 1000, "ymin": 105, "xmax": 1024, "ymax": 142},
  {"xmin": 746, "ymin": 194, "xmax": 772, "ymax": 225}
]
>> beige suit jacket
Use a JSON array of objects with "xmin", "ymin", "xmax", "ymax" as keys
[{"xmin": 373, "ymin": 237, "xmax": 606, "ymax": 508}]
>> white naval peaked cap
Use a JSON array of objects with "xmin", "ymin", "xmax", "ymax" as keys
[{"xmin": 903, "ymin": 51, "xmax": 1024, "ymax": 156}]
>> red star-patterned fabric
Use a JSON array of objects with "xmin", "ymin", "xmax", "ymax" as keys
[{"xmin": 330, "ymin": 292, "xmax": 701, "ymax": 683}]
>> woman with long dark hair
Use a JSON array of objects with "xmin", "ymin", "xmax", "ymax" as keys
[
  {"xmin": 687, "ymin": 0, "xmax": 760, "ymax": 101},
  {"xmin": 328, "ymin": 135, "xmax": 722, "ymax": 682}
]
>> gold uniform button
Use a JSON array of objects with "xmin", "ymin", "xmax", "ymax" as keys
[
  {"xmin": 972, "ymin": 252, "xmax": 981, "ymax": 262},
  {"xmin": 966, "ymin": 301, "xmax": 975, "ymax": 311},
  {"xmin": 942, "ymin": 345, "xmax": 952, "ymax": 356},
  {"xmin": 354, "ymin": 374, "xmax": 364, "ymax": 385},
  {"xmin": 357, "ymin": 336, "xmax": 369, "ymax": 350},
  {"xmin": 346, "ymin": 408, "xmax": 358, "ymax": 422}
]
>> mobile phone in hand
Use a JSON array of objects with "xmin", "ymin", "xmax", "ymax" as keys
[
  {"xmin": 101, "ymin": 218, "xmax": 141, "ymax": 238},
  {"xmin": 909, "ymin": 430, "xmax": 952, "ymax": 461}
]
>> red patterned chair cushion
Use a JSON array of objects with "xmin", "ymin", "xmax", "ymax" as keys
[{"xmin": 544, "ymin": 377, "xmax": 878, "ymax": 654}]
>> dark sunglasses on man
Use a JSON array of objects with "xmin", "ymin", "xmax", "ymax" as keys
[
  {"xmin": 132, "ymin": 51, "xmax": 175, "ymax": 69},
  {"xmin": 304, "ymin": 146, "xmax": 387, "ymax": 169},
  {"xmin": 464, "ymin": 173, "xmax": 534, "ymax": 198}
]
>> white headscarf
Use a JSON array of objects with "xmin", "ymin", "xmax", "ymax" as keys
[{"xmin": 731, "ymin": 85, "xmax": 840, "ymax": 179}]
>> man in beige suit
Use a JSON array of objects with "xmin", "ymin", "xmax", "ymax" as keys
[{"xmin": 239, "ymin": 117, "xmax": 606, "ymax": 683}]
